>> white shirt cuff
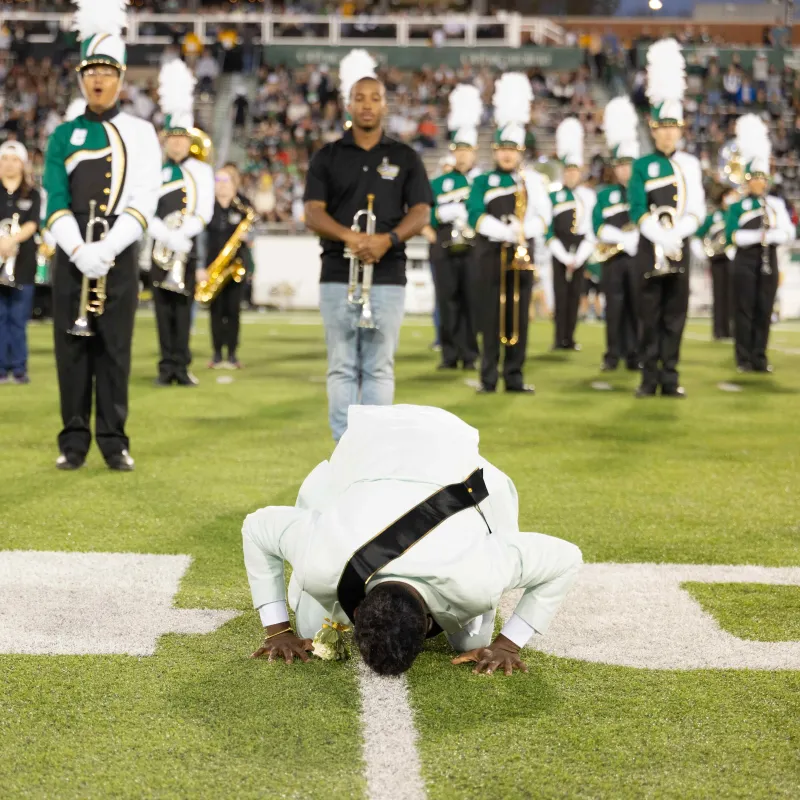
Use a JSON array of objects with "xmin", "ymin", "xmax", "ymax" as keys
[
  {"xmin": 257, "ymin": 600, "xmax": 289, "ymax": 628},
  {"xmin": 500, "ymin": 613, "xmax": 536, "ymax": 648}
]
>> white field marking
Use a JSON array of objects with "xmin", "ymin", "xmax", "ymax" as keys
[
  {"xmin": 683, "ymin": 331, "xmax": 800, "ymax": 355},
  {"xmin": 0, "ymin": 551, "xmax": 239, "ymax": 656},
  {"xmin": 357, "ymin": 661, "xmax": 427, "ymax": 800},
  {"xmin": 499, "ymin": 563, "xmax": 800, "ymax": 670}
]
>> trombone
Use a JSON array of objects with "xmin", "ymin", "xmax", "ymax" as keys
[
  {"xmin": 345, "ymin": 193, "xmax": 378, "ymax": 330},
  {"xmin": 68, "ymin": 200, "xmax": 110, "ymax": 337},
  {"xmin": 500, "ymin": 171, "xmax": 537, "ymax": 346}
]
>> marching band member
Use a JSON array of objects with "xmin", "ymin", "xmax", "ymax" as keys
[
  {"xmin": 43, "ymin": 0, "xmax": 161, "ymax": 471},
  {"xmin": 206, "ymin": 164, "xmax": 253, "ymax": 370},
  {"xmin": 428, "ymin": 85, "xmax": 482, "ymax": 371},
  {"xmin": 594, "ymin": 96, "xmax": 640, "ymax": 372},
  {"xmin": 725, "ymin": 115, "xmax": 794, "ymax": 374},
  {"xmin": 0, "ymin": 142, "xmax": 40, "ymax": 385},
  {"xmin": 149, "ymin": 60, "xmax": 214, "ymax": 387},
  {"xmin": 692, "ymin": 183, "xmax": 738, "ymax": 340},
  {"xmin": 303, "ymin": 50, "xmax": 431, "ymax": 442},
  {"xmin": 547, "ymin": 118, "xmax": 596, "ymax": 352},
  {"xmin": 467, "ymin": 73, "xmax": 551, "ymax": 395},
  {"xmin": 629, "ymin": 39, "xmax": 705, "ymax": 399}
]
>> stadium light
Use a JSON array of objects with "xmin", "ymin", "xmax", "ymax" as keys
[{"xmin": 649, "ymin": 0, "xmax": 663, "ymax": 8}]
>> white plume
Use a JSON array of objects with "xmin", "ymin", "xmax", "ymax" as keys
[
  {"xmin": 158, "ymin": 59, "xmax": 196, "ymax": 116},
  {"xmin": 603, "ymin": 95, "xmax": 639, "ymax": 150},
  {"xmin": 339, "ymin": 49, "xmax": 378, "ymax": 103},
  {"xmin": 65, "ymin": 98, "xmax": 87, "ymax": 122},
  {"xmin": 492, "ymin": 73, "xmax": 533, "ymax": 128},
  {"xmin": 646, "ymin": 38, "xmax": 686, "ymax": 105},
  {"xmin": 736, "ymin": 113, "xmax": 771, "ymax": 166},
  {"xmin": 72, "ymin": 0, "xmax": 128, "ymax": 41},
  {"xmin": 447, "ymin": 85, "xmax": 483, "ymax": 132},
  {"xmin": 556, "ymin": 117, "xmax": 584, "ymax": 162}
]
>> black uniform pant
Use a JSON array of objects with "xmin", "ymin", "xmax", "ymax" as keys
[
  {"xmin": 471, "ymin": 243, "xmax": 533, "ymax": 390},
  {"xmin": 603, "ymin": 254, "xmax": 640, "ymax": 368},
  {"xmin": 733, "ymin": 255, "xmax": 778, "ymax": 370},
  {"xmin": 638, "ymin": 260, "xmax": 690, "ymax": 392},
  {"xmin": 153, "ymin": 287, "xmax": 193, "ymax": 381},
  {"xmin": 52, "ymin": 246, "xmax": 138, "ymax": 460},
  {"xmin": 552, "ymin": 258, "xmax": 584, "ymax": 348},
  {"xmin": 430, "ymin": 246, "xmax": 478, "ymax": 366},
  {"xmin": 710, "ymin": 256, "xmax": 734, "ymax": 339},
  {"xmin": 210, "ymin": 279, "xmax": 242, "ymax": 358}
]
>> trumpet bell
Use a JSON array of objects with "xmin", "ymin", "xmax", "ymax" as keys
[
  {"xmin": 358, "ymin": 307, "xmax": 377, "ymax": 329},
  {"xmin": 188, "ymin": 127, "xmax": 214, "ymax": 164},
  {"xmin": 67, "ymin": 317, "xmax": 94, "ymax": 337}
]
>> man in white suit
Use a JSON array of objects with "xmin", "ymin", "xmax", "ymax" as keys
[{"xmin": 242, "ymin": 405, "xmax": 582, "ymax": 676}]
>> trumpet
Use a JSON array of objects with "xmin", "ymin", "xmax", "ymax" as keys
[
  {"xmin": 68, "ymin": 200, "xmax": 109, "ymax": 337},
  {"xmin": 0, "ymin": 213, "xmax": 21, "ymax": 289},
  {"xmin": 644, "ymin": 205, "xmax": 685, "ymax": 280},
  {"xmin": 447, "ymin": 215, "xmax": 475, "ymax": 254},
  {"xmin": 345, "ymin": 193, "xmax": 378, "ymax": 330},
  {"xmin": 152, "ymin": 210, "xmax": 191, "ymax": 296},
  {"xmin": 500, "ymin": 171, "xmax": 537, "ymax": 347}
]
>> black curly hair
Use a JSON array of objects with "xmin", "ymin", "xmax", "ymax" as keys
[{"xmin": 353, "ymin": 583, "xmax": 428, "ymax": 676}]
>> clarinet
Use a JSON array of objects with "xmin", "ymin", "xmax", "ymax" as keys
[{"xmin": 760, "ymin": 199, "xmax": 772, "ymax": 276}]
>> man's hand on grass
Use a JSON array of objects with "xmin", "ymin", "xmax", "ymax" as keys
[{"xmin": 451, "ymin": 634, "xmax": 529, "ymax": 676}]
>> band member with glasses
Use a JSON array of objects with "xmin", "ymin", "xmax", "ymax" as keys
[{"xmin": 43, "ymin": 0, "xmax": 161, "ymax": 471}]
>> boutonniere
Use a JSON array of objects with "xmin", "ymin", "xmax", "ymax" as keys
[{"xmin": 312, "ymin": 618, "xmax": 351, "ymax": 661}]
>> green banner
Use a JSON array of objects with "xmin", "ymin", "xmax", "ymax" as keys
[
  {"xmin": 263, "ymin": 45, "xmax": 583, "ymax": 71},
  {"xmin": 636, "ymin": 45, "xmax": 787, "ymax": 71}
]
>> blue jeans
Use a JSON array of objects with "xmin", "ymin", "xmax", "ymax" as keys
[
  {"xmin": 319, "ymin": 282, "xmax": 406, "ymax": 441},
  {"xmin": 0, "ymin": 284, "xmax": 34, "ymax": 376}
]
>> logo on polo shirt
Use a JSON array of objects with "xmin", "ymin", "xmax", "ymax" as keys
[
  {"xmin": 70, "ymin": 129, "xmax": 88, "ymax": 146},
  {"xmin": 18, "ymin": 199, "xmax": 33, "ymax": 211},
  {"xmin": 377, "ymin": 157, "xmax": 400, "ymax": 181}
]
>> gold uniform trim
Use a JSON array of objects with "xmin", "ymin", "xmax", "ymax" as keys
[
  {"xmin": 484, "ymin": 186, "xmax": 516, "ymax": 204},
  {"xmin": 102, "ymin": 122, "xmax": 126, "ymax": 215},
  {"xmin": 65, "ymin": 147, "xmax": 113, "ymax": 174},
  {"xmin": 436, "ymin": 187, "xmax": 471, "ymax": 204},
  {"xmin": 553, "ymin": 201, "xmax": 577, "ymax": 217},
  {"xmin": 182, "ymin": 167, "xmax": 198, "ymax": 215},
  {"xmin": 159, "ymin": 179, "xmax": 185, "ymax": 198},
  {"xmin": 644, "ymin": 175, "xmax": 677, "ymax": 193},
  {"xmin": 602, "ymin": 202, "xmax": 629, "ymax": 219},
  {"xmin": 46, "ymin": 209, "xmax": 74, "ymax": 229},
  {"xmin": 124, "ymin": 207, "xmax": 148, "ymax": 230}
]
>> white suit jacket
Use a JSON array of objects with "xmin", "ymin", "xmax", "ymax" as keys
[{"xmin": 242, "ymin": 405, "xmax": 582, "ymax": 643}]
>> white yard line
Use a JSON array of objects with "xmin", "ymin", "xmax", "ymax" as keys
[
  {"xmin": 357, "ymin": 661, "xmax": 427, "ymax": 800},
  {"xmin": 683, "ymin": 331, "xmax": 800, "ymax": 355}
]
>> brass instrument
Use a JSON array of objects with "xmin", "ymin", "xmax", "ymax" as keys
[
  {"xmin": 0, "ymin": 213, "xmax": 22, "ymax": 289},
  {"xmin": 761, "ymin": 200, "xmax": 773, "ymax": 276},
  {"xmin": 644, "ymin": 205, "xmax": 685, "ymax": 280},
  {"xmin": 196, "ymin": 196, "xmax": 257, "ymax": 305},
  {"xmin": 345, "ymin": 194, "xmax": 378, "ymax": 330},
  {"xmin": 152, "ymin": 210, "xmax": 191, "ymax": 296},
  {"xmin": 188, "ymin": 127, "xmax": 214, "ymax": 164},
  {"xmin": 500, "ymin": 172, "xmax": 537, "ymax": 346},
  {"xmin": 594, "ymin": 223, "xmax": 636, "ymax": 264},
  {"xmin": 68, "ymin": 200, "xmax": 109, "ymax": 337},
  {"xmin": 702, "ymin": 227, "xmax": 727, "ymax": 259},
  {"xmin": 35, "ymin": 237, "xmax": 56, "ymax": 285},
  {"xmin": 447, "ymin": 215, "xmax": 475, "ymax": 254}
]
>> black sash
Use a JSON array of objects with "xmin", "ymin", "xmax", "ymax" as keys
[{"xmin": 337, "ymin": 469, "xmax": 490, "ymax": 623}]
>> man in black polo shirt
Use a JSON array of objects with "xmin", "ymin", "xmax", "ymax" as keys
[{"xmin": 303, "ymin": 58, "xmax": 432, "ymax": 441}]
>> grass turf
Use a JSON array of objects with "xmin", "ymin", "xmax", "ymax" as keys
[{"xmin": 1, "ymin": 312, "xmax": 799, "ymax": 798}]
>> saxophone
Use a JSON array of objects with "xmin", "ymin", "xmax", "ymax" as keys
[{"xmin": 195, "ymin": 197, "xmax": 257, "ymax": 304}]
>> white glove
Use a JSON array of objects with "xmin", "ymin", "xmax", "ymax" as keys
[
  {"xmin": 148, "ymin": 217, "xmax": 170, "ymax": 242},
  {"xmin": 437, "ymin": 202, "xmax": 467, "ymax": 225},
  {"xmin": 180, "ymin": 214, "xmax": 205, "ymax": 239},
  {"xmin": 72, "ymin": 243, "xmax": 112, "ymax": 279},
  {"xmin": 506, "ymin": 217, "xmax": 523, "ymax": 244},
  {"xmin": 524, "ymin": 215, "xmax": 546, "ymax": 240},
  {"xmin": 477, "ymin": 215, "xmax": 513, "ymax": 243},
  {"xmin": 574, "ymin": 238, "xmax": 595, "ymax": 267},
  {"xmin": 690, "ymin": 237, "xmax": 708, "ymax": 262},
  {"xmin": 548, "ymin": 237, "xmax": 572, "ymax": 266},
  {"xmin": 732, "ymin": 229, "xmax": 764, "ymax": 248},
  {"xmin": 94, "ymin": 238, "xmax": 117, "ymax": 266},
  {"xmin": 167, "ymin": 229, "xmax": 193, "ymax": 255},
  {"xmin": 765, "ymin": 228, "xmax": 790, "ymax": 246},
  {"xmin": 674, "ymin": 215, "xmax": 699, "ymax": 240},
  {"xmin": 622, "ymin": 230, "xmax": 639, "ymax": 257},
  {"xmin": 641, "ymin": 216, "xmax": 682, "ymax": 253}
]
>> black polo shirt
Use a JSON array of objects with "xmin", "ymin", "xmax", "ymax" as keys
[
  {"xmin": 303, "ymin": 130, "xmax": 433, "ymax": 286},
  {"xmin": 0, "ymin": 183, "xmax": 40, "ymax": 285}
]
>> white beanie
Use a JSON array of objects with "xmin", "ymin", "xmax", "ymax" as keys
[{"xmin": 0, "ymin": 141, "xmax": 29, "ymax": 165}]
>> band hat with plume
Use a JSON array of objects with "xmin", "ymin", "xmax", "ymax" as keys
[
  {"xmin": 603, "ymin": 95, "xmax": 640, "ymax": 163},
  {"xmin": 447, "ymin": 84, "xmax": 483, "ymax": 149},
  {"xmin": 556, "ymin": 117, "xmax": 585, "ymax": 168},
  {"xmin": 736, "ymin": 114, "xmax": 771, "ymax": 179},
  {"xmin": 74, "ymin": 0, "xmax": 129, "ymax": 72},
  {"xmin": 492, "ymin": 73, "xmax": 533, "ymax": 150},
  {"xmin": 158, "ymin": 59, "xmax": 197, "ymax": 135},
  {"xmin": 339, "ymin": 49, "xmax": 378, "ymax": 105},
  {"xmin": 646, "ymin": 38, "xmax": 686, "ymax": 127}
]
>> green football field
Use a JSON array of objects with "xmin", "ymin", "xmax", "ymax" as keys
[{"xmin": 2, "ymin": 312, "xmax": 799, "ymax": 799}]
